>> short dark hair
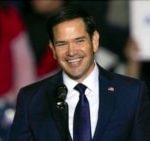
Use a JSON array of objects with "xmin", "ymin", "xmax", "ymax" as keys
[{"xmin": 46, "ymin": 5, "xmax": 97, "ymax": 43}]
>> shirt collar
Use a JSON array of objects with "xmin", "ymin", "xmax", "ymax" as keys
[{"xmin": 63, "ymin": 63, "xmax": 99, "ymax": 93}]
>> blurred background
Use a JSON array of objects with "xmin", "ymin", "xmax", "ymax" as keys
[{"xmin": 0, "ymin": 0, "xmax": 150, "ymax": 140}]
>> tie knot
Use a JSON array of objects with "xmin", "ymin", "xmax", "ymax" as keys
[{"xmin": 74, "ymin": 83, "xmax": 87, "ymax": 95}]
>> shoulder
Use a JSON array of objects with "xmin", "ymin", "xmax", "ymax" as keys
[
  {"xmin": 111, "ymin": 72, "xmax": 149, "ymax": 102},
  {"xmin": 100, "ymin": 64, "xmax": 144, "ymax": 86},
  {"xmin": 99, "ymin": 65, "xmax": 147, "ymax": 95},
  {"xmin": 16, "ymin": 71, "xmax": 62, "ymax": 102},
  {"xmin": 113, "ymin": 72, "xmax": 145, "ymax": 89},
  {"xmin": 22, "ymin": 71, "xmax": 62, "ymax": 91}
]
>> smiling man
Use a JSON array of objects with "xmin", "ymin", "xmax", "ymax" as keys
[
  {"xmin": 8, "ymin": 5, "xmax": 150, "ymax": 141},
  {"xmin": 50, "ymin": 18, "xmax": 99, "ymax": 82}
]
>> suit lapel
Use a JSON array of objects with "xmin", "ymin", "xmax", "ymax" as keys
[
  {"xmin": 51, "ymin": 97, "xmax": 71, "ymax": 141},
  {"xmin": 47, "ymin": 71, "xmax": 72, "ymax": 141},
  {"xmin": 29, "ymin": 71, "xmax": 67, "ymax": 141},
  {"xmin": 93, "ymin": 66, "xmax": 116, "ymax": 141}
]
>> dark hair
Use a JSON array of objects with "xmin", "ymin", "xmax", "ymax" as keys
[{"xmin": 46, "ymin": 5, "xmax": 97, "ymax": 43}]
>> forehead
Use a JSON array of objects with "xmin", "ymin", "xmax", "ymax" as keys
[
  {"xmin": 53, "ymin": 18, "xmax": 86, "ymax": 30},
  {"xmin": 52, "ymin": 18, "xmax": 87, "ymax": 39}
]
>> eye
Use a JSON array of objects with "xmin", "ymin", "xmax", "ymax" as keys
[
  {"xmin": 55, "ymin": 42, "xmax": 68, "ymax": 48},
  {"xmin": 75, "ymin": 38, "xmax": 85, "ymax": 44}
]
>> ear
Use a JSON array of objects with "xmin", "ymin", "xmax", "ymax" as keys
[
  {"xmin": 49, "ymin": 42, "xmax": 57, "ymax": 59},
  {"xmin": 92, "ymin": 31, "xmax": 100, "ymax": 53}
]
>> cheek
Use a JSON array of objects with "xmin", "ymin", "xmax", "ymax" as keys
[
  {"xmin": 84, "ymin": 44, "xmax": 95, "ymax": 55},
  {"xmin": 54, "ymin": 48, "xmax": 65, "ymax": 60}
]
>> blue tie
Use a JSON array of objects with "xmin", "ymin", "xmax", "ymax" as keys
[{"xmin": 73, "ymin": 83, "xmax": 92, "ymax": 141}]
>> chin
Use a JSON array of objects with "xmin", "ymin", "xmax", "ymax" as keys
[{"xmin": 68, "ymin": 72, "xmax": 84, "ymax": 81}]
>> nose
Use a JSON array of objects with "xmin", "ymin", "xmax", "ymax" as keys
[{"xmin": 67, "ymin": 42, "xmax": 75, "ymax": 56}]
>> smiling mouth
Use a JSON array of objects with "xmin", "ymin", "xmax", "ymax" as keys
[
  {"xmin": 67, "ymin": 58, "xmax": 82, "ymax": 63},
  {"xmin": 66, "ymin": 57, "xmax": 84, "ymax": 67}
]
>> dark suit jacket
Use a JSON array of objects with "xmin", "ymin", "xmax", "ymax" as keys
[{"xmin": 8, "ymin": 66, "xmax": 150, "ymax": 141}]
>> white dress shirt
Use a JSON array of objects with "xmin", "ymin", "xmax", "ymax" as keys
[{"xmin": 63, "ymin": 64, "xmax": 99, "ymax": 138}]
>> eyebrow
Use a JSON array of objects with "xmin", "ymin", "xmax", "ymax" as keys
[
  {"xmin": 54, "ymin": 36, "xmax": 87, "ymax": 44},
  {"xmin": 74, "ymin": 36, "xmax": 86, "ymax": 40}
]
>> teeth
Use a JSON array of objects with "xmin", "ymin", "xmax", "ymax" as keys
[{"xmin": 68, "ymin": 58, "xmax": 81, "ymax": 63}]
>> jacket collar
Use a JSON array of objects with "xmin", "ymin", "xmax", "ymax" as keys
[
  {"xmin": 93, "ymin": 65, "xmax": 116, "ymax": 141},
  {"xmin": 47, "ymin": 71, "xmax": 72, "ymax": 141}
]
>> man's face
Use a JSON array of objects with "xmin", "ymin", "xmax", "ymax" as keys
[{"xmin": 50, "ymin": 18, "xmax": 99, "ymax": 82}]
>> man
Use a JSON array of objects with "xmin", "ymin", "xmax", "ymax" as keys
[{"xmin": 8, "ymin": 5, "xmax": 150, "ymax": 141}]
